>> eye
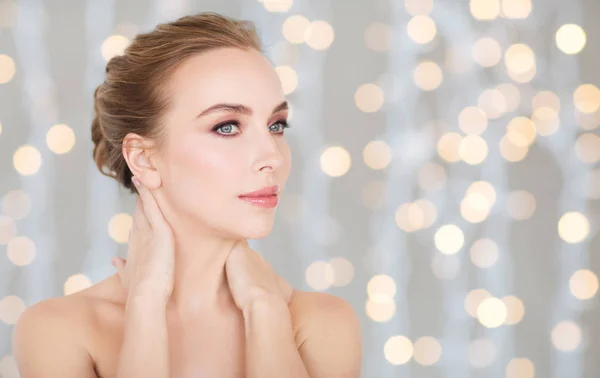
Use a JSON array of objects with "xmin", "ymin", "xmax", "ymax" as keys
[
  {"xmin": 212, "ymin": 121, "xmax": 240, "ymax": 137},
  {"xmin": 270, "ymin": 120, "xmax": 290, "ymax": 134}
]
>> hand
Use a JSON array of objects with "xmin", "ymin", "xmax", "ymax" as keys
[
  {"xmin": 225, "ymin": 240, "xmax": 294, "ymax": 313},
  {"xmin": 112, "ymin": 176, "xmax": 175, "ymax": 303}
]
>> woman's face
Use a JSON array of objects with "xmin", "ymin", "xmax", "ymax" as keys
[{"xmin": 155, "ymin": 47, "xmax": 291, "ymax": 240}]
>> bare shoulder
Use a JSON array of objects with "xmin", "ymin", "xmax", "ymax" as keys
[
  {"xmin": 288, "ymin": 290, "xmax": 362, "ymax": 377},
  {"xmin": 288, "ymin": 290, "xmax": 361, "ymax": 345},
  {"xmin": 12, "ymin": 275, "xmax": 122, "ymax": 377}
]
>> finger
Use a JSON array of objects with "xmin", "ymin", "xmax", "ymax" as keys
[{"xmin": 132, "ymin": 176, "xmax": 169, "ymax": 231}]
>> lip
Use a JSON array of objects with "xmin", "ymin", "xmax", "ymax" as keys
[{"xmin": 238, "ymin": 185, "xmax": 280, "ymax": 198}]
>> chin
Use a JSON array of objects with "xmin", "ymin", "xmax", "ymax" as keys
[{"xmin": 235, "ymin": 219, "xmax": 275, "ymax": 240}]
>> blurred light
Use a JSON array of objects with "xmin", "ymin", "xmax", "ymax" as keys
[
  {"xmin": 320, "ymin": 146, "xmax": 351, "ymax": 177},
  {"xmin": 477, "ymin": 297, "xmax": 507, "ymax": 328},
  {"xmin": 478, "ymin": 89, "xmax": 507, "ymax": 119},
  {"xmin": 0, "ymin": 54, "xmax": 15, "ymax": 84},
  {"xmin": 13, "ymin": 145, "xmax": 42, "ymax": 176},
  {"xmin": 365, "ymin": 296, "xmax": 396, "ymax": 322},
  {"xmin": 506, "ymin": 117, "xmax": 536, "ymax": 147},
  {"xmin": 108, "ymin": 213, "xmax": 132, "ymax": 244},
  {"xmin": 305, "ymin": 260, "xmax": 335, "ymax": 291},
  {"xmin": 305, "ymin": 20, "xmax": 334, "ymax": 50},
  {"xmin": 7, "ymin": 236, "xmax": 36, "ymax": 266},
  {"xmin": 533, "ymin": 90, "xmax": 561, "ymax": 113},
  {"xmin": 470, "ymin": 0, "xmax": 500, "ymax": 20},
  {"xmin": 461, "ymin": 192, "xmax": 491, "ymax": 223},
  {"xmin": 0, "ymin": 215, "xmax": 17, "ymax": 245},
  {"xmin": 1, "ymin": 189, "xmax": 31, "ymax": 219},
  {"xmin": 574, "ymin": 84, "xmax": 600, "ymax": 114},
  {"xmin": 396, "ymin": 203, "xmax": 424, "ymax": 232},
  {"xmin": 558, "ymin": 211, "xmax": 590, "ymax": 244},
  {"xmin": 405, "ymin": 0, "xmax": 433, "ymax": 16},
  {"xmin": 415, "ymin": 199, "xmax": 437, "ymax": 228},
  {"xmin": 505, "ymin": 43, "xmax": 535, "ymax": 74},
  {"xmin": 355, "ymin": 83, "xmax": 384, "ymax": 113},
  {"xmin": 363, "ymin": 140, "xmax": 392, "ymax": 169},
  {"xmin": 414, "ymin": 60, "xmax": 443, "ymax": 91},
  {"xmin": 329, "ymin": 257, "xmax": 354, "ymax": 287},
  {"xmin": 508, "ymin": 190, "xmax": 536, "ymax": 220},
  {"xmin": 362, "ymin": 181, "xmax": 387, "ymax": 210},
  {"xmin": 384, "ymin": 335, "xmax": 413, "ymax": 365},
  {"xmin": 0, "ymin": 295, "xmax": 25, "ymax": 325},
  {"xmin": 437, "ymin": 132, "xmax": 463, "ymax": 163},
  {"xmin": 275, "ymin": 65, "xmax": 298, "ymax": 95},
  {"xmin": 500, "ymin": 135, "xmax": 529, "ymax": 162},
  {"xmin": 434, "ymin": 224, "xmax": 464, "ymax": 255},
  {"xmin": 459, "ymin": 135, "xmax": 488, "ymax": 165},
  {"xmin": 506, "ymin": 358, "xmax": 535, "ymax": 378},
  {"xmin": 418, "ymin": 162, "xmax": 447, "ymax": 191},
  {"xmin": 365, "ymin": 23, "xmax": 391, "ymax": 51},
  {"xmin": 367, "ymin": 274, "xmax": 397, "ymax": 302},
  {"xmin": 532, "ymin": 107, "xmax": 560, "ymax": 136},
  {"xmin": 556, "ymin": 24, "xmax": 587, "ymax": 55},
  {"xmin": 465, "ymin": 289, "xmax": 492, "ymax": 317},
  {"xmin": 503, "ymin": 295, "xmax": 525, "ymax": 325},
  {"xmin": 46, "ymin": 123, "xmax": 76, "ymax": 154},
  {"xmin": 413, "ymin": 336, "xmax": 442, "ymax": 366},
  {"xmin": 496, "ymin": 83, "xmax": 522, "ymax": 112},
  {"xmin": 586, "ymin": 170, "xmax": 600, "ymax": 199},
  {"xmin": 407, "ymin": 15, "xmax": 437, "ymax": 44},
  {"xmin": 469, "ymin": 338, "xmax": 496, "ymax": 367},
  {"xmin": 262, "ymin": 0, "xmax": 293, "ymax": 12},
  {"xmin": 472, "ymin": 37, "xmax": 502, "ymax": 67},
  {"xmin": 468, "ymin": 181, "xmax": 497, "ymax": 206},
  {"xmin": 501, "ymin": 0, "xmax": 532, "ymax": 19},
  {"xmin": 282, "ymin": 15, "xmax": 310, "ymax": 44},
  {"xmin": 459, "ymin": 106, "xmax": 488, "ymax": 135},
  {"xmin": 576, "ymin": 133, "xmax": 600, "ymax": 163},
  {"xmin": 551, "ymin": 321, "xmax": 582, "ymax": 352},
  {"xmin": 101, "ymin": 35, "xmax": 130, "ymax": 62},
  {"xmin": 431, "ymin": 253, "xmax": 461, "ymax": 280},
  {"xmin": 470, "ymin": 238, "xmax": 499, "ymax": 268},
  {"xmin": 569, "ymin": 269, "xmax": 599, "ymax": 300},
  {"xmin": 64, "ymin": 274, "xmax": 92, "ymax": 296}
]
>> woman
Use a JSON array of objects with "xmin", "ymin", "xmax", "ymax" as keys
[{"xmin": 11, "ymin": 12, "xmax": 362, "ymax": 378}]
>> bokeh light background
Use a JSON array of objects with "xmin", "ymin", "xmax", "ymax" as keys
[{"xmin": 1, "ymin": 0, "xmax": 599, "ymax": 377}]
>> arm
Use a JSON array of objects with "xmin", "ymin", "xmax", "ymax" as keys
[
  {"xmin": 291, "ymin": 292, "xmax": 363, "ymax": 378},
  {"xmin": 243, "ymin": 291, "xmax": 362, "ymax": 378},
  {"xmin": 12, "ymin": 299, "xmax": 98, "ymax": 378},
  {"xmin": 243, "ymin": 294, "xmax": 311, "ymax": 378},
  {"xmin": 114, "ymin": 295, "xmax": 170, "ymax": 378}
]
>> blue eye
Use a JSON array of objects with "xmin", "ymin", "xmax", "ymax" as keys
[
  {"xmin": 212, "ymin": 119, "xmax": 291, "ymax": 138},
  {"xmin": 212, "ymin": 122, "xmax": 241, "ymax": 137},
  {"xmin": 270, "ymin": 120, "xmax": 291, "ymax": 133}
]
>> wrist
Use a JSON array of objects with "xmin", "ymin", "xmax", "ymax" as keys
[{"xmin": 242, "ymin": 291, "xmax": 288, "ymax": 318}]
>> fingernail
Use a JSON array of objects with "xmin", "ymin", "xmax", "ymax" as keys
[
  {"xmin": 132, "ymin": 177, "xmax": 141, "ymax": 187},
  {"xmin": 110, "ymin": 257, "xmax": 116, "ymax": 266}
]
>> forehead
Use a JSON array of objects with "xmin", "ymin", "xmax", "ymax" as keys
[{"xmin": 167, "ymin": 47, "xmax": 285, "ymax": 114}]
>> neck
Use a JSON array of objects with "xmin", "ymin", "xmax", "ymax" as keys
[{"xmin": 165, "ymin": 220, "xmax": 241, "ymax": 317}]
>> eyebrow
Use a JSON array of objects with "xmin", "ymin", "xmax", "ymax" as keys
[{"xmin": 196, "ymin": 101, "xmax": 288, "ymax": 119}]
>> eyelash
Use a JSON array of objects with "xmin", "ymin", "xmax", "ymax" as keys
[{"xmin": 211, "ymin": 119, "xmax": 291, "ymax": 138}]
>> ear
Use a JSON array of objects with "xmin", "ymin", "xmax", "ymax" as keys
[{"xmin": 122, "ymin": 133, "xmax": 162, "ymax": 189}]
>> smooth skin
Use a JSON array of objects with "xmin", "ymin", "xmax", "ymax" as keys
[{"xmin": 11, "ymin": 47, "xmax": 362, "ymax": 378}]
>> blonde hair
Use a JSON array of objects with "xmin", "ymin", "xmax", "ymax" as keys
[{"xmin": 91, "ymin": 12, "xmax": 262, "ymax": 192}]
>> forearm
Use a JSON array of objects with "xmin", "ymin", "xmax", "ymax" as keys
[
  {"xmin": 116, "ymin": 297, "xmax": 170, "ymax": 378},
  {"xmin": 243, "ymin": 295, "xmax": 310, "ymax": 378}
]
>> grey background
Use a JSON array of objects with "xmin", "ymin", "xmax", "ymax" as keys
[{"xmin": 0, "ymin": 0, "xmax": 599, "ymax": 377}]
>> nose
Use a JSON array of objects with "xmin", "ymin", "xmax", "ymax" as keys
[{"xmin": 253, "ymin": 132, "xmax": 286, "ymax": 173}]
